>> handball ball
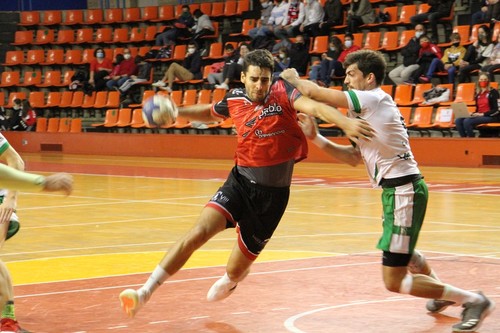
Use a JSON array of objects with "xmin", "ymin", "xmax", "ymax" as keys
[{"xmin": 142, "ymin": 95, "xmax": 178, "ymax": 127}]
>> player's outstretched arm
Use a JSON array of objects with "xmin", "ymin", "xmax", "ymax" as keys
[
  {"xmin": 177, "ymin": 104, "xmax": 223, "ymax": 123},
  {"xmin": 293, "ymin": 95, "xmax": 373, "ymax": 145},
  {"xmin": 298, "ymin": 114, "xmax": 361, "ymax": 167},
  {"xmin": 0, "ymin": 164, "xmax": 73, "ymax": 195},
  {"xmin": 281, "ymin": 69, "xmax": 350, "ymax": 109}
]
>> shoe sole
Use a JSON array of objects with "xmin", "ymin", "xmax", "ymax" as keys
[
  {"xmin": 119, "ymin": 289, "xmax": 139, "ymax": 318},
  {"xmin": 452, "ymin": 299, "xmax": 496, "ymax": 332},
  {"xmin": 427, "ymin": 300, "xmax": 456, "ymax": 313}
]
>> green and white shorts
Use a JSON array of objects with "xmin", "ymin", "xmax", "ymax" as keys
[{"xmin": 377, "ymin": 178, "xmax": 428, "ymax": 255}]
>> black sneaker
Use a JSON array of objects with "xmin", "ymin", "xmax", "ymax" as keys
[
  {"xmin": 452, "ymin": 292, "xmax": 495, "ymax": 332},
  {"xmin": 426, "ymin": 299, "xmax": 455, "ymax": 313}
]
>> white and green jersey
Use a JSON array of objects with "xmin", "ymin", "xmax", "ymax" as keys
[{"xmin": 344, "ymin": 88, "xmax": 420, "ymax": 188}]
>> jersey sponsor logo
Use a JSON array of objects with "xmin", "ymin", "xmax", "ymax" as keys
[
  {"xmin": 258, "ymin": 103, "xmax": 283, "ymax": 119},
  {"xmin": 211, "ymin": 191, "xmax": 230, "ymax": 204},
  {"xmin": 254, "ymin": 128, "xmax": 285, "ymax": 138},
  {"xmin": 397, "ymin": 152, "xmax": 412, "ymax": 160}
]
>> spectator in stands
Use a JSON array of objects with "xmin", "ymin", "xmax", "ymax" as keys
[
  {"xmin": 21, "ymin": 100, "xmax": 36, "ymax": 132},
  {"xmin": 191, "ymin": 9, "xmax": 215, "ymax": 45},
  {"xmin": 249, "ymin": 0, "xmax": 287, "ymax": 40},
  {"xmin": 404, "ymin": 35, "xmax": 442, "ymax": 85},
  {"xmin": 274, "ymin": 0, "xmax": 305, "ymax": 47},
  {"xmin": 292, "ymin": 0, "xmax": 324, "ymax": 39},
  {"xmin": 106, "ymin": 49, "xmax": 138, "ymax": 90},
  {"xmin": 457, "ymin": 25, "xmax": 495, "ymax": 83},
  {"xmin": 455, "ymin": 72, "xmax": 500, "ymax": 137},
  {"xmin": 481, "ymin": 39, "xmax": 500, "ymax": 77},
  {"xmin": 388, "ymin": 25, "xmax": 425, "ymax": 85},
  {"xmin": 155, "ymin": 5, "xmax": 195, "ymax": 47},
  {"xmin": 8, "ymin": 99, "xmax": 28, "ymax": 132},
  {"xmin": 337, "ymin": 33, "xmax": 361, "ymax": 66},
  {"xmin": 152, "ymin": 41, "xmax": 202, "ymax": 93},
  {"xmin": 116, "ymin": 56, "xmax": 153, "ymax": 96},
  {"xmin": 346, "ymin": 0, "xmax": 375, "ymax": 33},
  {"xmin": 207, "ymin": 43, "xmax": 238, "ymax": 87},
  {"xmin": 410, "ymin": 0, "xmax": 454, "ymax": 44},
  {"xmin": 88, "ymin": 47, "xmax": 113, "ymax": 92},
  {"xmin": 273, "ymin": 46, "xmax": 291, "ymax": 77},
  {"xmin": 419, "ymin": 33, "xmax": 466, "ymax": 84},
  {"xmin": 0, "ymin": 108, "xmax": 8, "ymax": 132},
  {"xmin": 319, "ymin": 0, "xmax": 343, "ymax": 35},
  {"xmin": 471, "ymin": 0, "xmax": 500, "ymax": 26},
  {"xmin": 248, "ymin": 0, "xmax": 275, "ymax": 39},
  {"xmin": 309, "ymin": 36, "xmax": 343, "ymax": 87},
  {"xmin": 288, "ymin": 34, "xmax": 310, "ymax": 76},
  {"xmin": 215, "ymin": 44, "xmax": 251, "ymax": 90}
]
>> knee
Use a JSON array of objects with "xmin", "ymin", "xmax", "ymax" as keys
[{"xmin": 383, "ymin": 274, "xmax": 413, "ymax": 294}]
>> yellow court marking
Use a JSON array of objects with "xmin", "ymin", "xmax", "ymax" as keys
[{"xmin": 7, "ymin": 250, "xmax": 335, "ymax": 285}]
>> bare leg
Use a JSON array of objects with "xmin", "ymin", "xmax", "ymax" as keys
[
  {"xmin": 206, "ymin": 235, "xmax": 254, "ymax": 302},
  {"xmin": 158, "ymin": 207, "xmax": 227, "ymax": 275},
  {"xmin": 120, "ymin": 207, "xmax": 227, "ymax": 317}
]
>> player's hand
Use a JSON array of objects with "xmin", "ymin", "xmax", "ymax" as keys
[
  {"xmin": 280, "ymin": 68, "xmax": 300, "ymax": 82},
  {"xmin": 0, "ymin": 203, "xmax": 14, "ymax": 226},
  {"xmin": 297, "ymin": 113, "xmax": 319, "ymax": 140},
  {"xmin": 43, "ymin": 173, "xmax": 74, "ymax": 196},
  {"xmin": 344, "ymin": 117, "xmax": 375, "ymax": 145}
]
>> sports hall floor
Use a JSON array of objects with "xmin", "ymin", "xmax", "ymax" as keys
[{"xmin": 5, "ymin": 153, "xmax": 500, "ymax": 333}]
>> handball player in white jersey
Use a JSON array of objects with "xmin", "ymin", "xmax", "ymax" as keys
[{"xmin": 281, "ymin": 49, "xmax": 495, "ymax": 333}]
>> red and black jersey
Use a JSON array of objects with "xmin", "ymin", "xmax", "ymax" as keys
[{"xmin": 212, "ymin": 79, "xmax": 308, "ymax": 168}]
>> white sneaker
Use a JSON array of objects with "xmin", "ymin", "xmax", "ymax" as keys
[
  {"xmin": 119, "ymin": 288, "xmax": 150, "ymax": 318},
  {"xmin": 158, "ymin": 86, "xmax": 173, "ymax": 93},
  {"xmin": 152, "ymin": 80, "xmax": 166, "ymax": 87},
  {"xmin": 215, "ymin": 83, "xmax": 229, "ymax": 90},
  {"xmin": 206, "ymin": 275, "xmax": 238, "ymax": 302}
]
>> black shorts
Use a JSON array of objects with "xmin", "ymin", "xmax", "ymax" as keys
[{"xmin": 206, "ymin": 167, "xmax": 290, "ymax": 260}]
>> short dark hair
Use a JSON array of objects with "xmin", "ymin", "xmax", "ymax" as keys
[
  {"xmin": 94, "ymin": 48, "xmax": 105, "ymax": 57},
  {"xmin": 343, "ymin": 49, "xmax": 386, "ymax": 86},
  {"xmin": 193, "ymin": 9, "xmax": 203, "ymax": 17},
  {"xmin": 242, "ymin": 49, "xmax": 274, "ymax": 73}
]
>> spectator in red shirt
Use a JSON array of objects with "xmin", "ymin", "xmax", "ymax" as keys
[
  {"xmin": 329, "ymin": 33, "xmax": 361, "ymax": 79},
  {"xmin": 21, "ymin": 100, "xmax": 36, "ymax": 131},
  {"xmin": 404, "ymin": 35, "xmax": 443, "ymax": 85},
  {"xmin": 88, "ymin": 48, "xmax": 113, "ymax": 92},
  {"xmin": 455, "ymin": 72, "xmax": 500, "ymax": 137},
  {"xmin": 106, "ymin": 48, "xmax": 138, "ymax": 90}
]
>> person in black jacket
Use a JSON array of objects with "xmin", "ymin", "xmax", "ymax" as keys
[
  {"xmin": 410, "ymin": 0, "xmax": 454, "ymax": 43},
  {"xmin": 319, "ymin": 0, "xmax": 343, "ymax": 35},
  {"xmin": 388, "ymin": 24, "xmax": 425, "ymax": 85},
  {"xmin": 152, "ymin": 42, "xmax": 202, "ymax": 93},
  {"xmin": 155, "ymin": 5, "xmax": 195, "ymax": 47},
  {"xmin": 288, "ymin": 34, "xmax": 310, "ymax": 76}
]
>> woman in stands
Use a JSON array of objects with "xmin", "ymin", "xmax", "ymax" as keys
[
  {"xmin": 455, "ymin": 72, "xmax": 500, "ymax": 137},
  {"xmin": 88, "ymin": 47, "xmax": 113, "ymax": 92},
  {"xmin": 457, "ymin": 25, "xmax": 495, "ymax": 83}
]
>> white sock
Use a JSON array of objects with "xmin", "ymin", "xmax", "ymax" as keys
[
  {"xmin": 441, "ymin": 285, "xmax": 483, "ymax": 305},
  {"xmin": 138, "ymin": 265, "xmax": 170, "ymax": 303},
  {"xmin": 220, "ymin": 272, "xmax": 237, "ymax": 287}
]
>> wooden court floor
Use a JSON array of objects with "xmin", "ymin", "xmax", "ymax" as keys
[{"xmin": 3, "ymin": 153, "xmax": 500, "ymax": 333}]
